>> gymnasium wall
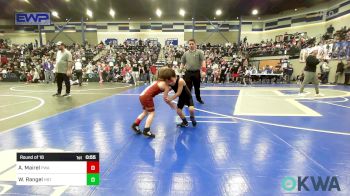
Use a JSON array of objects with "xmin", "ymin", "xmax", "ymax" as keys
[
  {"xmin": 0, "ymin": 32, "xmax": 46, "ymax": 45},
  {"xmin": 96, "ymin": 32, "xmax": 185, "ymax": 46},
  {"xmin": 45, "ymin": 32, "xmax": 97, "ymax": 45},
  {"xmin": 243, "ymin": 13, "xmax": 350, "ymax": 43},
  {"xmin": 0, "ymin": 0, "xmax": 349, "ymax": 45},
  {"xmin": 0, "ymin": 21, "xmax": 240, "ymax": 45},
  {"xmin": 242, "ymin": 0, "xmax": 350, "ymax": 43},
  {"xmin": 185, "ymin": 32, "xmax": 239, "ymax": 44}
]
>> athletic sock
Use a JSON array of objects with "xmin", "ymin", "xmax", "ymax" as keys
[
  {"xmin": 190, "ymin": 116, "xmax": 197, "ymax": 127},
  {"xmin": 134, "ymin": 118, "xmax": 141, "ymax": 126}
]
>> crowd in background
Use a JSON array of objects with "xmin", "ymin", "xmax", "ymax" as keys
[
  {"xmin": 162, "ymin": 44, "xmax": 293, "ymax": 85},
  {"xmin": 0, "ymin": 39, "xmax": 98, "ymax": 83},
  {"xmin": 0, "ymin": 39, "xmax": 161, "ymax": 85},
  {"xmin": 1, "ymin": 24, "xmax": 349, "ymax": 85}
]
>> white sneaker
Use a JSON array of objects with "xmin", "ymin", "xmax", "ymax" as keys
[
  {"xmin": 315, "ymin": 93, "xmax": 324, "ymax": 97},
  {"xmin": 298, "ymin": 93, "xmax": 306, "ymax": 97}
]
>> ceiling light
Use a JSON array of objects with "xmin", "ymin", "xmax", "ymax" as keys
[
  {"xmin": 128, "ymin": 18, "xmax": 131, "ymax": 20},
  {"xmin": 215, "ymin": 9, "xmax": 222, "ymax": 16},
  {"xmin": 156, "ymin": 8, "xmax": 162, "ymax": 17},
  {"xmin": 252, "ymin": 9, "xmax": 258, "ymax": 15},
  {"xmin": 109, "ymin": 9, "xmax": 115, "ymax": 18},
  {"xmin": 21, "ymin": 0, "xmax": 30, "ymax": 3},
  {"xmin": 149, "ymin": 18, "xmax": 152, "ymax": 20},
  {"xmin": 86, "ymin": 9, "xmax": 93, "ymax": 18},
  {"xmin": 179, "ymin": 9, "xmax": 185, "ymax": 17},
  {"xmin": 51, "ymin": 11, "xmax": 59, "ymax": 18},
  {"xmin": 65, "ymin": 0, "xmax": 70, "ymax": 2},
  {"xmin": 294, "ymin": 8, "xmax": 298, "ymax": 11}
]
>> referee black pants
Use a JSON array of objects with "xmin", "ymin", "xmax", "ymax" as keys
[
  {"xmin": 184, "ymin": 70, "xmax": 202, "ymax": 101},
  {"xmin": 56, "ymin": 73, "xmax": 70, "ymax": 94}
]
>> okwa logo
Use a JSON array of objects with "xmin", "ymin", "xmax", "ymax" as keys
[{"xmin": 281, "ymin": 176, "xmax": 341, "ymax": 192}]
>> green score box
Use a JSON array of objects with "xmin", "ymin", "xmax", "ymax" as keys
[{"xmin": 87, "ymin": 174, "xmax": 100, "ymax": 185}]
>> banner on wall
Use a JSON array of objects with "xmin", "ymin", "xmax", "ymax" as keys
[
  {"xmin": 326, "ymin": 8, "xmax": 339, "ymax": 19},
  {"xmin": 165, "ymin": 38, "xmax": 178, "ymax": 46},
  {"xmin": 1, "ymin": 73, "xmax": 20, "ymax": 82},
  {"xmin": 125, "ymin": 38, "xmax": 138, "ymax": 45},
  {"xmin": 146, "ymin": 38, "xmax": 158, "ymax": 45},
  {"xmin": 15, "ymin": 12, "xmax": 51, "ymax": 26},
  {"xmin": 105, "ymin": 38, "xmax": 118, "ymax": 45}
]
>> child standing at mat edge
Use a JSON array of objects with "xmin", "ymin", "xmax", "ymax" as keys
[
  {"xmin": 132, "ymin": 67, "xmax": 177, "ymax": 138},
  {"xmin": 164, "ymin": 77, "xmax": 197, "ymax": 127}
]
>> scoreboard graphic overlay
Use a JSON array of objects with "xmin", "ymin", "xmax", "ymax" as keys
[{"xmin": 16, "ymin": 153, "xmax": 99, "ymax": 186}]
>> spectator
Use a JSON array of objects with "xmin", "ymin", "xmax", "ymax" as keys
[
  {"xmin": 334, "ymin": 61, "xmax": 344, "ymax": 84},
  {"xmin": 219, "ymin": 62, "xmax": 228, "ymax": 84},
  {"xmin": 243, "ymin": 66, "xmax": 252, "ymax": 86},
  {"xmin": 320, "ymin": 60, "xmax": 330, "ymax": 84},
  {"xmin": 32, "ymin": 68, "xmax": 40, "ymax": 83},
  {"xmin": 206, "ymin": 64, "xmax": 213, "ymax": 83},
  {"xmin": 150, "ymin": 64, "xmax": 157, "ymax": 83},
  {"xmin": 327, "ymin": 25, "xmax": 335, "ymax": 38},
  {"xmin": 1, "ymin": 54, "xmax": 8, "ymax": 65},
  {"xmin": 344, "ymin": 61, "xmax": 350, "ymax": 85},
  {"xmin": 143, "ymin": 63, "xmax": 150, "ymax": 84},
  {"xmin": 231, "ymin": 61, "xmax": 240, "ymax": 83},
  {"xmin": 285, "ymin": 64, "xmax": 294, "ymax": 84},
  {"xmin": 43, "ymin": 57, "xmax": 54, "ymax": 84},
  {"xmin": 201, "ymin": 64, "xmax": 207, "ymax": 83},
  {"xmin": 299, "ymin": 50, "xmax": 322, "ymax": 96},
  {"xmin": 74, "ymin": 59, "xmax": 83, "ymax": 86},
  {"xmin": 131, "ymin": 63, "xmax": 139, "ymax": 86},
  {"xmin": 97, "ymin": 62, "xmax": 104, "ymax": 84}
]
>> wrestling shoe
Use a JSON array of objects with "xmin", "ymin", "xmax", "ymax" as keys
[
  {"xmin": 131, "ymin": 123, "xmax": 141, "ymax": 134},
  {"xmin": 143, "ymin": 130, "xmax": 155, "ymax": 138},
  {"xmin": 177, "ymin": 122, "xmax": 189, "ymax": 127}
]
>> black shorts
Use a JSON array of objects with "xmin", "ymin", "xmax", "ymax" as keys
[{"xmin": 177, "ymin": 96, "xmax": 194, "ymax": 109}]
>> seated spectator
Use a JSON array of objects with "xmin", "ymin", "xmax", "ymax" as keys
[{"xmin": 263, "ymin": 65, "xmax": 273, "ymax": 74}]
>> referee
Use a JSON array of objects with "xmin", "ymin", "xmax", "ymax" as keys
[
  {"xmin": 53, "ymin": 41, "xmax": 73, "ymax": 97},
  {"xmin": 181, "ymin": 39, "xmax": 205, "ymax": 104}
]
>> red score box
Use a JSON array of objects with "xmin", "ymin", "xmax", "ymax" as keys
[{"xmin": 87, "ymin": 161, "xmax": 100, "ymax": 174}]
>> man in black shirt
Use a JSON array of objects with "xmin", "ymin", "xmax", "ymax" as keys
[
  {"xmin": 344, "ymin": 61, "xmax": 350, "ymax": 85},
  {"xmin": 299, "ymin": 50, "xmax": 322, "ymax": 96},
  {"xmin": 327, "ymin": 25, "xmax": 335, "ymax": 37},
  {"xmin": 334, "ymin": 61, "xmax": 344, "ymax": 84},
  {"xmin": 285, "ymin": 64, "xmax": 294, "ymax": 84}
]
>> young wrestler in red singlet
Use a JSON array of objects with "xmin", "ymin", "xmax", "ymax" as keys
[{"xmin": 132, "ymin": 67, "xmax": 177, "ymax": 138}]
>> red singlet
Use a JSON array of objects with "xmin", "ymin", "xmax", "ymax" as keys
[{"xmin": 139, "ymin": 82, "xmax": 163, "ymax": 112}]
